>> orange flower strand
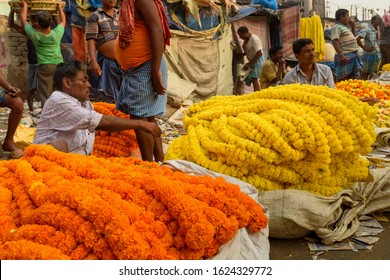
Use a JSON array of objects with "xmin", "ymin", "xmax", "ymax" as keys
[{"xmin": 0, "ymin": 240, "xmax": 70, "ymax": 260}]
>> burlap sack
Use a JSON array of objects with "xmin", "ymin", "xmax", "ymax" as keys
[{"xmin": 258, "ymin": 167, "xmax": 390, "ymax": 244}]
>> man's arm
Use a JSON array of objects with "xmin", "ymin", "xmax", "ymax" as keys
[
  {"xmin": 0, "ymin": 71, "xmax": 20, "ymax": 97},
  {"xmin": 244, "ymin": 49, "xmax": 263, "ymax": 71},
  {"xmin": 271, "ymin": 59, "xmax": 285, "ymax": 83},
  {"xmin": 356, "ymin": 33, "xmax": 374, "ymax": 52},
  {"xmin": 21, "ymin": 1, "xmax": 28, "ymax": 27},
  {"xmin": 57, "ymin": 1, "xmax": 66, "ymax": 27},
  {"xmin": 136, "ymin": 0, "xmax": 166, "ymax": 95},
  {"xmin": 87, "ymin": 40, "xmax": 101, "ymax": 76},
  {"xmin": 332, "ymin": 39, "xmax": 347, "ymax": 64},
  {"xmin": 85, "ymin": 15, "xmax": 101, "ymax": 76},
  {"xmin": 97, "ymin": 115, "xmax": 162, "ymax": 139},
  {"xmin": 8, "ymin": 10, "xmax": 26, "ymax": 35}
]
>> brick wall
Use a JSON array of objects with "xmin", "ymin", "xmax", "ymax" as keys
[{"xmin": 0, "ymin": 13, "xmax": 28, "ymax": 99}]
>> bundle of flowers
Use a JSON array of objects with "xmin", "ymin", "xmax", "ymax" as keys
[
  {"xmin": 373, "ymin": 100, "xmax": 390, "ymax": 128},
  {"xmin": 0, "ymin": 144, "xmax": 268, "ymax": 260},
  {"xmin": 165, "ymin": 84, "xmax": 376, "ymax": 196},
  {"xmin": 336, "ymin": 79, "xmax": 390, "ymax": 101},
  {"xmin": 92, "ymin": 102, "xmax": 139, "ymax": 158}
]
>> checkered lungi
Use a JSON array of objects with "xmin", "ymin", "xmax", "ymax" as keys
[
  {"xmin": 334, "ymin": 52, "xmax": 363, "ymax": 81},
  {"xmin": 245, "ymin": 56, "xmax": 264, "ymax": 86},
  {"xmin": 362, "ymin": 52, "xmax": 381, "ymax": 74},
  {"xmin": 116, "ymin": 57, "xmax": 167, "ymax": 118}
]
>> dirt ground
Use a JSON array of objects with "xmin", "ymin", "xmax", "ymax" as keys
[{"xmin": 269, "ymin": 212, "xmax": 390, "ymax": 260}]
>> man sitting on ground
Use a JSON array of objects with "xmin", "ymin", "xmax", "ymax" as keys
[
  {"xmin": 33, "ymin": 61, "xmax": 161, "ymax": 155},
  {"xmin": 0, "ymin": 69, "xmax": 24, "ymax": 158},
  {"xmin": 283, "ymin": 38, "xmax": 335, "ymax": 88},
  {"xmin": 260, "ymin": 45, "xmax": 286, "ymax": 89}
]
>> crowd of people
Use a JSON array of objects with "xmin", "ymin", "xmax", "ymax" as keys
[
  {"xmin": 236, "ymin": 8, "xmax": 390, "ymax": 92},
  {"xmin": 1, "ymin": 4, "xmax": 390, "ymax": 161},
  {"xmin": 1, "ymin": 0, "xmax": 170, "ymax": 161}
]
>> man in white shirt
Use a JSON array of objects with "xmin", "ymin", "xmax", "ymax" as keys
[
  {"xmin": 236, "ymin": 26, "xmax": 264, "ymax": 92},
  {"xmin": 33, "ymin": 61, "xmax": 161, "ymax": 157}
]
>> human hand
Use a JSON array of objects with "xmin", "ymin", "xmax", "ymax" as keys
[
  {"xmin": 57, "ymin": 0, "xmax": 64, "ymax": 9},
  {"xmin": 22, "ymin": 0, "xmax": 28, "ymax": 7},
  {"xmin": 7, "ymin": 86, "xmax": 21, "ymax": 97},
  {"xmin": 340, "ymin": 54, "xmax": 348, "ymax": 65},
  {"xmin": 278, "ymin": 58, "xmax": 285, "ymax": 68},
  {"xmin": 365, "ymin": 46, "xmax": 375, "ymax": 52},
  {"xmin": 349, "ymin": 18, "xmax": 355, "ymax": 28},
  {"xmin": 90, "ymin": 61, "xmax": 102, "ymax": 76},
  {"xmin": 152, "ymin": 70, "xmax": 166, "ymax": 95},
  {"xmin": 139, "ymin": 122, "xmax": 162, "ymax": 139},
  {"xmin": 243, "ymin": 62, "xmax": 251, "ymax": 71}
]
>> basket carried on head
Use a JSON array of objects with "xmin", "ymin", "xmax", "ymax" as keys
[
  {"xmin": 8, "ymin": 0, "xmax": 61, "ymax": 15},
  {"xmin": 8, "ymin": 0, "xmax": 24, "ymax": 14},
  {"xmin": 29, "ymin": 0, "xmax": 60, "ymax": 16}
]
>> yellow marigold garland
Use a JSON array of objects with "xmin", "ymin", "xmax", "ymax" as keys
[
  {"xmin": 0, "ymin": 144, "xmax": 268, "ymax": 260},
  {"xmin": 165, "ymin": 84, "xmax": 376, "ymax": 196}
]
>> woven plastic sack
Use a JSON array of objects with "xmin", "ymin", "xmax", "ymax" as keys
[
  {"xmin": 162, "ymin": 160, "xmax": 270, "ymax": 260},
  {"xmin": 258, "ymin": 167, "xmax": 390, "ymax": 244}
]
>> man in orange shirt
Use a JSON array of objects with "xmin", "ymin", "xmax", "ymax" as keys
[{"xmin": 114, "ymin": 0, "xmax": 171, "ymax": 162}]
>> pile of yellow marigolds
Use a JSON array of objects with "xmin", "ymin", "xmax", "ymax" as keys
[
  {"xmin": 92, "ymin": 102, "xmax": 139, "ymax": 158},
  {"xmin": 0, "ymin": 145, "xmax": 268, "ymax": 260},
  {"xmin": 165, "ymin": 84, "xmax": 376, "ymax": 196},
  {"xmin": 336, "ymin": 79, "xmax": 390, "ymax": 127}
]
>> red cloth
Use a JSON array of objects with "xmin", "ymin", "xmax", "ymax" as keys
[
  {"xmin": 118, "ymin": 0, "xmax": 171, "ymax": 49},
  {"xmin": 72, "ymin": 26, "xmax": 86, "ymax": 62}
]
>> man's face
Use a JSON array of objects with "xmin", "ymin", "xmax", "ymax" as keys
[
  {"xmin": 340, "ymin": 13, "xmax": 350, "ymax": 25},
  {"xmin": 103, "ymin": 0, "xmax": 117, "ymax": 8},
  {"xmin": 296, "ymin": 44, "xmax": 315, "ymax": 65},
  {"xmin": 373, "ymin": 16, "xmax": 382, "ymax": 28},
  {"xmin": 238, "ymin": 32, "xmax": 248, "ymax": 40},
  {"xmin": 65, "ymin": 70, "xmax": 91, "ymax": 102},
  {"xmin": 272, "ymin": 49, "xmax": 284, "ymax": 62}
]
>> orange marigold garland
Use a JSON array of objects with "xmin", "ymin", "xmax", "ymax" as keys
[
  {"xmin": 0, "ymin": 144, "xmax": 268, "ymax": 260},
  {"xmin": 92, "ymin": 102, "xmax": 139, "ymax": 158}
]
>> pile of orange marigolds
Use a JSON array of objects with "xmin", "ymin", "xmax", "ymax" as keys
[
  {"xmin": 336, "ymin": 79, "xmax": 390, "ymax": 100},
  {"xmin": 336, "ymin": 79, "xmax": 390, "ymax": 127},
  {"xmin": 0, "ymin": 145, "xmax": 268, "ymax": 260},
  {"xmin": 91, "ymin": 102, "xmax": 139, "ymax": 158}
]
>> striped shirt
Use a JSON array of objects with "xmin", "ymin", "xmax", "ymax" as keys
[
  {"xmin": 33, "ymin": 91, "xmax": 103, "ymax": 155},
  {"xmin": 86, "ymin": 8, "xmax": 119, "ymax": 48},
  {"xmin": 331, "ymin": 23, "xmax": 359, "ymax": 53},
  {"xmin": 358, "ymin": 24, "xmax": 379, "ymax": 53}
]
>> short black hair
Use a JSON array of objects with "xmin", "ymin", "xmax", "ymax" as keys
[
  {"xmin": 36, "ymin": 10, "xmax": 52, "ymax": 29},
  {"xmin": 53, "ymin": 61, "xmax": 87, "ymax": 91},
  {"xmin": 237, "ymin": 26, "xmax": 249, "ymax": 34},
  {"xmin": 269, "ymin": 45, "xmax": 283, "ymax": 57},
  {"xmin": 292, "ymin": 38, "xmax": 313, "ymax": 54},
  {"xmin": 335, "ymin": 9, "xmax": 349, "ymax": 21},
  {"xmin": 371, "ymin": 15, "xmax": 381, "ymax": 24}
]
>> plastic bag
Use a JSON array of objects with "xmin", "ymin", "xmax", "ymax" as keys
[{"xmin": 251, "ymin": 0, "xmax": 278, "ymax": 11}]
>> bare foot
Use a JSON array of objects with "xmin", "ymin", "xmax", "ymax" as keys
[
  {"xmin": 2, "ymin": 141, "xmax": 21, "ymax": 153},
  {"xmin": 9, "ymin": 149, "xmax": 24, "ymax": 159}
]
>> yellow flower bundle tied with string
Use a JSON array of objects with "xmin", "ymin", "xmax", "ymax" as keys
[
  {"xmin": 0, "ymin": 145, "xmax": 267, "ymax": 260},
  {"xmin": 92, "ymin": 102, "xmax": 139, "ymax": 158},
  {"xmin": 165, "ymin": 84, "xmax": 376, "ymax": 196}
]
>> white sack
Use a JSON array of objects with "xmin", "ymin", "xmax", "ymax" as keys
[{"xmin": 167, "ymin": 71, "xmax": 197, "ymax": 108}]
